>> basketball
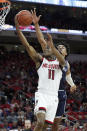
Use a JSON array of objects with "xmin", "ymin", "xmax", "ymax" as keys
[{"xmin": 17, "ymin": 10, "xmax": 33, "ymax": 26}]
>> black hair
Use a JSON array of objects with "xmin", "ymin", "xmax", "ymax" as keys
[
  {"xmin": 56, "ymin": 41, "xmax": 70, "ymax": 57},
  {"xmin": 63, "ymin": 43, "xmax": 70, "ymax": 56}
]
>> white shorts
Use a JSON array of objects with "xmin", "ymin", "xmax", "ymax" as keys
[{"xmin": 34, "ymin": 92, "xmax": 58, "ymax": 124}]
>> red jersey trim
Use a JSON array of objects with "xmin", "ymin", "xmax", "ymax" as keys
[
  {"xmin": 47, "ymin": 59, "xmax": 56, "ymax": 61},
  {"xmin": 42, "ymin": 57, "xmax": 44, "ymax": 61},
  {"xmin": 39, "ymin": 107, "xmax": 46, "ymax": 111},
  {"xmin": 45, "ymin": 120, "xmax": 53, "ymax": 125}
]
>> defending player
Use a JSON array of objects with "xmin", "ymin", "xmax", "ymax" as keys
[
  {"xmin": 15, "ymin": 15, "xmax": 66, "ymax": 131},
  {"xmin": 51, "ymin": 44, "xmax": 77, "ymax": 131},
  {"xmin": 32, "ymin": 8, "xmax": 77, "ymax": 131}
]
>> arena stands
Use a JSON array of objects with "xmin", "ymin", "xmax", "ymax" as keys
[
  {"xmin": 0, "ymin": 0, "xmax": 87, "ymax": 130},
  {"xmin": 0, "ymin": 46, "xmax": 87, "ymax": 130}
]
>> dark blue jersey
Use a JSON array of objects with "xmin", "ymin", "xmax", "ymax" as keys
[
  {"xmin": 59, "ymin": 61, "xmax": 68, "ymax": 91},
  {"xmin": 56, "ymin": 62, "xmax": 69, "ymax": 117}
]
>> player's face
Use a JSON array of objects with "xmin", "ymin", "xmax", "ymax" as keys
[
  {"xmin": 43, "ymin": 47, "xmax": 52, "ymax": 57},
  {"xmin": 57, "ymin": 45, "xmax": 67, "ymax": 57},
  {"xmin": 43, "ymin": 44, "xmax": 53, "ymax": 58}
]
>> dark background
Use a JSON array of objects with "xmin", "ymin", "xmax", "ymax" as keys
[
  {"xmin": 7, "ymin": 0, "xmax": 87, "ymax": 31},
  {"xmin": 0, "ymin": 0, "xmax": 87, "ymax": 54}
]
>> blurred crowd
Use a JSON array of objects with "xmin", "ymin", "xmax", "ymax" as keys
[{"xmin": 0, "ymin": 46, "xmax": 87, "ymax": 131}]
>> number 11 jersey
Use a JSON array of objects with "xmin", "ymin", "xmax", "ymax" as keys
[{"xmin": 37, "ymin": 58, "xmax": 62, "ymax": 96}]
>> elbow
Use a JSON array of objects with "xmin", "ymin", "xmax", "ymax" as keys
[
  {"xmin": 60, "ymin": 60, "xmax": 66, "ymax": 67},
  {"xmin": 38, "ymin": 38, "xmax": 44, "ymax": 43}
]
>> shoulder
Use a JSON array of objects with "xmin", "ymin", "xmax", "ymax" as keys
[
  {"xmin": 35, "ymin": 53, "xmax": 44, "ymax": 63},
  {"xmin": 37, "ymin": 53, "xmax": 43, "ymax": 61},
  {"xmin": 62, "ymin": 61, "xmax": 70, "ymax": 73},
  {"xmin": 36, "ymin": 54, "xmax": 44, "ymax": 69}
]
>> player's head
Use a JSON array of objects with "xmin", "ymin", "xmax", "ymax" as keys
[
  {"xmin": 43, "ymin": 45, "xmax": 54, "ymax": 58},
  {"xmin": 42, "ymin": 38, "xmax": 54, "ymax": 59},
  {"xmin": 56, "ymin": 43, "xmax": 70, "ymax": 58}
]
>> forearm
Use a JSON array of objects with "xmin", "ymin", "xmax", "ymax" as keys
[
  {"xmin": 16, "ymin": 25, "xmax": 39, "ymax": 62},
  {"xmin": 34, "ymin": 23, "xmax": 46, "ymax": 51},
  {"xmin": 16, "ymin": 26, "xmax": 29, "ymax": 48},
  {"xmin": 34, "ymin": 23, "xmax": 44, "ymax": 41},
  {"xmin": 52, "ymin": 46, "xmax": 65, "ymax": 66},
  {"xmin": 66, "ymin": 73, "xmax": 75, "ymax": 87}
]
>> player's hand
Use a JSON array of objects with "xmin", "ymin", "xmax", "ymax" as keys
[
  {"xmin": 31, "ymin": 8, "xmax": 41, "ymax": 24},
  {"xmin": 70, "ymin": 85, "xmax": 77, "ymax": 93}
]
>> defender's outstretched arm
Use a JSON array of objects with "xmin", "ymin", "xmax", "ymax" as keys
[
  {"xmin": 32, "ymin": 8, "xmax": 47, "ymax": 52},
  {"xmin": 47, "ymin": 33, "xmax": 66, "ymax": 67}
]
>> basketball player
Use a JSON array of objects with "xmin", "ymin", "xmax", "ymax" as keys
[
  {"xmin": 15, "ymin": 15, "xmax": 66, "ymax": 131},
  {"xmin": 32, "ymin": 8, "xmax": 77, "ymax": 131},
  {"xmin": 51, "ymin": 44, "xmax": 77, "ymax": 131}
]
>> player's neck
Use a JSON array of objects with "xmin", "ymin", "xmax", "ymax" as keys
[{"xmin": 47, "ymin": 55, "xmax": 56, "ymax": 60}]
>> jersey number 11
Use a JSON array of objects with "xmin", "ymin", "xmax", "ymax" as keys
[{"xmin": 48, "ymin": 69, "xmax": 55, "ymax": 80}]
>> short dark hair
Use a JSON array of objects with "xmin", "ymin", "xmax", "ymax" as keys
[
  {"xmin": 56, "ymin": 41, "xmax": 70, "ymax": 57},
  {"xmin": 63, "ymin": 43, "xmax": 70, "ymax": 56}
]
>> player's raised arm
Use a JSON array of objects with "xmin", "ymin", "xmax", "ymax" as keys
[
  {"xmin": 31, "ymin": 8, "xmax": 47, "ymax": 52},
  {"xmin": 47, "ymin": 33, "xmax": 66, "ymax": 67},
  {"xmin": 14, "ymin": 15, "xmax": 42, "ymax": 65}
]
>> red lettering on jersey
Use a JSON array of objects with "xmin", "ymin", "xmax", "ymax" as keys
[
  {"xmin": 42, "ymin": 63, "xmax": 59, "ymax": 69},
  {"xmin": 42, "ymin": 63, "xmax": 48, "ymax": 68}
]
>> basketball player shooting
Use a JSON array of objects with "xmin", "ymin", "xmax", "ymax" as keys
[
  {"xmin": 15, "ymin": 13, "xmax": 67, "ymax": 131},
  {"xmin": 32, "ymin": 8, "xmax": 77, "ymax": 131}
]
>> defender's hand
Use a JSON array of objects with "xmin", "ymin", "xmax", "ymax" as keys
[{"xmin": 70, "ymin": 85, "xmax": 77, "ymax": 93}]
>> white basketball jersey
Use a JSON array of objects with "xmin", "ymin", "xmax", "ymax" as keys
[{"xmin": 37, "ymin": 58, "xmax": 62, "ymax": 96}]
